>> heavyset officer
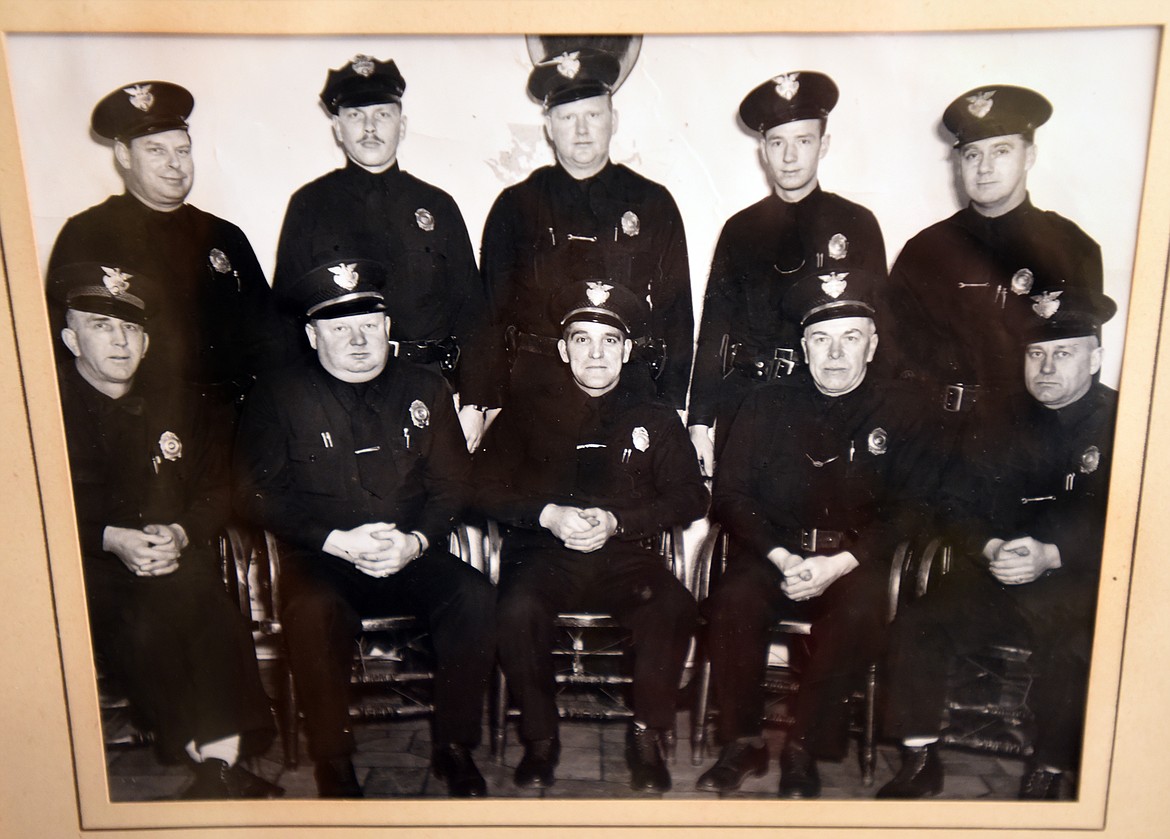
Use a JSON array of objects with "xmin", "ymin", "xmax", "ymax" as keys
[
  {"xmin": 234, "ymin": 260, "xmax": 496, "ymax": 798},
  {"xmin": 884, "ymin": 85, "xmax": 1104, "ymax": 414},
  {"xmin": 698, "ymin": 268, "xmax": 941, "ymax": 798},
  {"xmin": 49, "ymin": 262, "xmax": 280, "ymax": 799},
  {"xmin": 688, "ymin": 71, "xmax": 887, "ymax": 475},
  {"xmin": 474, "ymin": 281, "xmax": 707, "ymax": 793},
  {"xmin": 273, "ymin": 55, "xmax": 496, "ymax": 450},
  {"xmin": 879, "ymin": 287, "xmax": 1118, "ymax": 801},
  {"xmin": 480, "ymin": 47, "xmax": 693, "ymax": 411},
  {"xmin": 49, "ymin": 81, "xmax": 282, "ymax": 406}
]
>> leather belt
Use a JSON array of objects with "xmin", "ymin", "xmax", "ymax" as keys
[
  {"xmin": 389, "ymin": 337, "xmax": 460, "ymax": 371},
  {"xmin": 781, "ymin": 527, "xmax": 855, "ymax": 553},
  {"xmin": 720, "ymin": 335, "xmax": 799, "ymax": 382},
  {"xmin": 941, "ymin": 383, "xmax": 981, "ymax": 413}
]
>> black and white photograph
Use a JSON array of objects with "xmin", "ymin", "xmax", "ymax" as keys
[{"xmin": 0, "ymin": 5, "xmax": 1168, "ymax": 835}]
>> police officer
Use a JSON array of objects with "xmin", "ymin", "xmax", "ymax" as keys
[
  {"xmin": 49, "ymin": 262, "xmax": 280, "ymax": 799},
  {"xmin": 884, "ymin": 85, "xmax": 1104, "ymax": 416},
  {"xmin": 273, "ymin": 55, "xmax": 495, "ymax": 450},
  {"xmin": 480, "ymin": 47, "xmax": 694, "ymax": 412},
  {"xmin": 698, "ymin": 268, "xmax": 941, "ymax": 798},
  {"xmin": 878, "ymin": 287, "xmax": 1118, "ymax": 801},
  {"xmin": 234, "ymin": 259, "xmax": 496, "ymax": 798},
  {"xmin": 49, "ymin": 81, "xmax": 282, "ymax": 406},
  {"xmin": 474, "ymin": 281, "xmax": 707, "ymax": 793},
  {"xmin": 688, "ymin": 71, "xmax": 887, "ymax": 475}
]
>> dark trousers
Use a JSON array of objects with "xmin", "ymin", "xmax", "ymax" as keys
[
  {"xmin": 882, "ymin": 561, "xmax": 1094, "ymax": 771},
  {"xmin": 84, "ymin": 551, "xmax": 275, "ymax": 760},
  {"xmin": 280, "ymin": 549, "xmax": 496, "ymax": 761},
  {"xmin": 703, "ymin": 556, "xmax": 887, "ymax": 759},
  {"xmin": 497, "ymin": 544, "xmax": 698, "ymax": 741}
]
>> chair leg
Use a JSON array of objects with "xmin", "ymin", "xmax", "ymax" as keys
[
  {"xmin": 860, "ymin": 662, "xmax": 877, "ymax": 786},
  {"xmin": 491, "ymin": 666, "xmax": 508, "ymax": 763},
  {"xmin": 691, "ymin": 659, "xmax": 712, "ymax": 766}
]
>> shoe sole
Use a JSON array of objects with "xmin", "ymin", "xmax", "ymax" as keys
[{"xmin": 695, "ymin": 765, "xmax": 768, "ymax": 793}]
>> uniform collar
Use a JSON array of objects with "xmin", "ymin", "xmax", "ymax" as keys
[{"xmin": 343, "ymin": 159, "xmax": 402, "ymax": 179}]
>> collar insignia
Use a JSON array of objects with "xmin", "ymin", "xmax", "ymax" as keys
[
  {"xmin": 124, "ymin": 84, "xmax": 154, "ymax": 112},
  {"xmin": 329, "ymin": 262, "xmax": 360, "ymax": 291}
]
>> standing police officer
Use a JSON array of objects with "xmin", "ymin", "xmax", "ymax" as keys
[
  {"xmin": 480, "ymin": 47, "xmax": 694, "ymax": 412},
  {"xmin": 49, "ymin": 81, "xmax": 282, "ymax": 406},
  {"xmin": 688, "ymin": 71, "xmax": 887, "ymax": 475},
  {"xmin": 884, "ymin": 85, "xmax": 1104, "ymax": 415},
  {"xmin": 273, "ymin": 56, "xmax": 495, "ymax": 450}
]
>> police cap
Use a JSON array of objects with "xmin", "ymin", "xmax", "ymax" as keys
[
  {"xmin": 783, "ymin": 266, "xmax": 879, "ymax": 329},
  {"xmin": 738, "ymin": 71, "xmax": 838, "ymax": 134},
  {"xmin": 1016, "ymin": 287, "xmax": 1117, "ymax": 345},
  {"xmin": 528, "ymin": 48, "xmax": 620, "ymax": 110},
  {"xmin": 91, "ymin": 81, "xmax": 193, "ymax": 142},
  {"xmin": 942, "ymin": 85, "xmax": 1052, "ymax": 146},
  {"xmin": 282, "ymin": 259, "xmax": 389, "ymax": 321},
  {"xmin": 320, "ymin": 55, "xmax": 406, "ymax": 115},
  {"xmin": 48, "ymin": 262, "xmax": 149, "ymax": 326},
  {"xmin": 551, "ymin": 280, "xmax": 648, "ymax": 336}
]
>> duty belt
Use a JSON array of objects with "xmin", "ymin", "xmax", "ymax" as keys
[
  {"xmin": 941, "ymin": 383, "xmax": 982, "ymax": 413},
  {"xmin": 389, "ymin": 337, "xmax": 460, "ymax": 371},
  {"xmin": 508, "ymin": 327, "xmax": 667, "ymax": 380},
  {"xmin": 720, "ymin": 335, "xmax": 799, "ymax": 381},
  {"xmin": 782, "ymin": 528, "xmax": 856, "ymax": 553}
]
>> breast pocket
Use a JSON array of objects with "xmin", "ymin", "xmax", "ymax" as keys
[{"xmin": 288, "ymin": 441, "xmax": 347, "ymax": 498}]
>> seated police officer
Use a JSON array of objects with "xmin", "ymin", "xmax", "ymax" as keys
[
  {"xmin": 234, "ymin": 259, "xmax": 496, "ymax": 798},
  {"xmin": 879, "ymin": 286, "xmax": 1118, "ymax": 801},
  {"xmin": 699, "ymin": 268, "xmax": 940, "ymax": 798},
  {"xmin": 474, "ymin": 281, "xmax": 707, "ymax": 793},
  {"xmin": 49, "ymin": 263, "xmax": 280, "ymax": 799}
]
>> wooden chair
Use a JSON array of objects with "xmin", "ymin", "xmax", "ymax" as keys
[
  {"xmin": 486, "ymin": 521, "xmax": 690, "ymax": 762},
  {"xmin": 689, "ymin": 523, "xmax": 907, "ymax": 786}
]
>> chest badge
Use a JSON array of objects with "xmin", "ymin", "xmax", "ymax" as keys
[
  {"xmin": 415, "ymin": 208, "xmax": 435, "ymax": 232},
  {"xmin": 620, "ymin": 211, "xmax": 640, "ymax": 237},
  {"xmin": 1010, "ymin": 268, "xmax": 1034, "ymax": 295},
  {"xmin": 867, "ymin": 427, "xmax": 888, "ymax": 456},
  {"xmin": 208, "ymin": 248, "xmax": 233, "ymax": 274},
  {"xmin": 158, "ymin": 431, "xmax": 183, "ymax": 462},
  {"xmin": 827, "ymin": 233, "xmax": 848, "ymax": 260},
  {"xmin": 1079, "ymin": 445, "xmax": 1100, "ymax": 474},
  {"xmin": 632, "ymin": 426, "xmax": 650, "ymax": 452},
  {"xmin": 409, "ymin": 399, "xmax": 430, "ymax": 429}
]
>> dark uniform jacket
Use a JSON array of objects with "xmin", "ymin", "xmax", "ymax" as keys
[
  {"xmin": 480, "ymin": 162, "xmax": 693, "ymax": 409},
  {"xmin": 234, "ymin": 357, "xmax": 470, "ymax": 561},
  {"xmin": 713, "ymin": 373, "xmax": 942, "ymax": 569},
  {"xmin": 273, "ymin": 162, "xmax": 494, "ymax": 406},
  {"xmin": 474, "ymin": 374, "xmax": 708, "ymax": 557},
  {"xmin": 885, "ymin": 196, "xmax": 1103, "ymax": 396},
  {"xmin": 941, "ymin": 381, "xmax": 1118, "ymax": 620},
  {"xmin": 689, "ymin": 187, "xmax": 887, "ymax": 427},
  {"xmin": 49, "ymin": 193, "xmax": 282, "ymax": 400}
]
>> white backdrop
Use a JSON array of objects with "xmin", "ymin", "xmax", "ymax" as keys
[{"xmin": 6, "ymin": 29, "xmax": 1158, "ymax": 388}]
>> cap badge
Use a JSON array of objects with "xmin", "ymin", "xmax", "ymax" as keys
[
  {"xmin": 1079, "ymin": 445, "xmax": 1100, "ymax": 475},
  {"xmin": 966, "ymin": 90, "xmax": 995, "ymax": 119},
  {"xmin": 819, "ymin": 272, "xmax": 849, "ymax": 299},
  {"xmin": 773, "ymin": 73, "xmax": 800, "ymax": 101},
  {"xmin": 208, "ymin": 248, "xmax": 233, "ymax": 274},
  {"xmin": 409, "ymin": 399, "xmax": 430, "ymax": 429},
  {"xmin": 586, "ymin": 282, "xmax": 613, "ymax": 306},
  {"xmin": 538, "ymin": 51, "xmax": 581, "ymax": 80},
  {"xmin": 123, "ymin": 84, "xmax": 154, "ymax": 113},
  {"xmin": 101, "ymin": 266, "xmax": 132, "ymax": 296},
  {"xmin": 620, "ymin": 211, "xmax": 640, "ymax": 237},
  {"xmin": 867, "ymin": 427, "xmax": 888, "ymax": 456},
  {"xmin": 158, "ymin": 430, "xmax": 183, "ymax": 462},
  {"xmin": 351, "ymin": 54, "xmax": 375, "ymax": 77},
  {"xmin": 1010, "ymin": 268, "xmax": 1034, "ymax": 295},
  {"xmin": 329, "ymin": 262, "xmax": 360, "ymax": 291},
  {"xmin": 632, "ymin": 426, "xmax": 650, "ymax": 452},
  {"xmin": 827, "ymin": 233, "xmax": 848, "ymax": 261},
  {"xmin": 415, "ymin": 208, "xmax": 435, "ymax": 232},
  {"xmin": 1031, "ymin": 290, "xmax": 1063, "ymax": 319}
]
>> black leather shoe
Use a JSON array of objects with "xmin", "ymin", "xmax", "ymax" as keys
[
  {"xmin": 626, "ymin": 725, "xmax": 671, "ymax": 793},
  {"xmin": 432, "ymin": 744, "xmax": 488, "ymax": 798},
  {"xmin": 1019, "ymin": 766, "xmax": 1076, "ymax": 800},
  {"xmin": 514, "ymin": 737, "xmax": 560, "ymax": 789},
  {"xmin": 314, "ymin": 756, "xmax": 363, "ymax": 798},
  {"xmin": 778, "ymin": 739, "xmax": 821, "ymax": 799},
  {"xmin": 876, "ymin": 743, "xmax": 944, "ymax": 798},
  {"xmin": 180, "ymin": 759, "xmax": 285, "ymax": 799},
  {"xmin": 695, "ymin": 739, "xmax": 769, "ymax": 792}
]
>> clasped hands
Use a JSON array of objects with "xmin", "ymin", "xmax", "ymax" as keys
[
  {"xmin": 982, "ymin": 536, "xmax": 1061, "ymax": 585},
  {"xmin": 324, "ymin": 522, "xmax": 423, "ymax": 578},
  {"xmin": 540, "ymin": 504, "xmax": 618, "ymax": 553},
  {"xmin": 103, "ymin": 523, "xmax": 188, "ymax": 577},
  {"xmin": 768, "ymin": 546, "xmax": 858, "ymax": 601}
]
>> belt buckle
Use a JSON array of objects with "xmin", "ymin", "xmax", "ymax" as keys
[
  {"xmin": 799, "ymin": 528, "xmax": 818, "ymax": 552},
  {"xmin": 768, "ymin": 348, "xmax": 797, "ymax": 381},
  {"xmin": 942, "ymin": 383, "xmax": 966, "ymax": 412}
]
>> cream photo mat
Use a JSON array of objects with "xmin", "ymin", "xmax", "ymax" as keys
[{"xmin": 0, "ymin": 1, "xmax": 1168, "ymax": 836}]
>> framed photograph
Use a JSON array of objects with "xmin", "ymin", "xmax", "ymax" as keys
[{"xmin": 0, "ymin": 1, "xmax": 1167, "ymax": 835}]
